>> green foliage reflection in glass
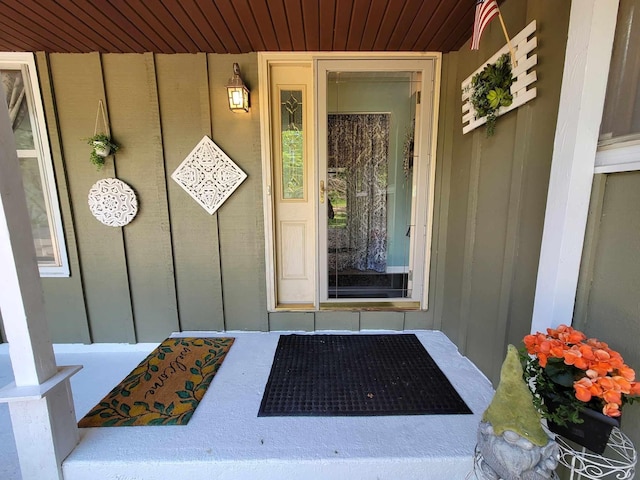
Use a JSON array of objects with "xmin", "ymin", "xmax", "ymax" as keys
[
  {"xmin": 470, "ymin": 53, "xmax": 514, "ymax": 136},
  {"xmin": 328, "ymin": 168, "xmax": 347, "ymax": 228},
  {"xmin": 281, "ymin": 90, "xmax": 304, "ymax": 199}
]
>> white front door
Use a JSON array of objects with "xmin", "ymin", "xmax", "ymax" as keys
[
  {"xmin": 260, "ymin": 54, "xmax": 439, "ymax": 312},
  {"xmin": 265, "ymin": 61, "xmax": 316, "ymax": 308}
]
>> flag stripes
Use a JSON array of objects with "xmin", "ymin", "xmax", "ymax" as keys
[{"xmin": 471, "ymin": 0, "xmax": 500, "ymax": 50}]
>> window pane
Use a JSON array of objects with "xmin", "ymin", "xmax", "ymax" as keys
[
  {"xmin": 599, "ymin": 0, "xmax": 640, "ymax": 143},
  {"xmin": 19, "ymin": 157, "xmax": 56, "ymax": 265},
  {"xmin": 1, "ymin": 59, "xmax": 67, "ymax": 275},
  {"xmin": 281, "ymin": 90, "xmax": 304, "ymax": 199},
  {"xmin": 1, "ymin": 69, "xmax": 35, "ymax": 149}
]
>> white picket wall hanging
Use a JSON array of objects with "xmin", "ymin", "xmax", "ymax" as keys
[
  {"xmin": 171, "ymin": 135, "xmax": 248, "ymax": 215},
  {"xmin": 462, "ymin": 20, "xmax": 538, "ymax": 134},
  {"xmin": 88, "ymin": 178, "xmax": 138, "ymax": 227}
]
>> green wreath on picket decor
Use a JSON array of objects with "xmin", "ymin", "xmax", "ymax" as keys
[{"xmin": 470, "ymin": 53, "xmax": 514, "ymax": 136}]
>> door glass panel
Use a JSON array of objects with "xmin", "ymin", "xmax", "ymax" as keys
[
  {"xmin": 326, "ymin": 71, "xmax": 418, "ymax": 299},
  {"xmin": 281, "ymin": 90, "xmax": 304, "ymax": 199}
]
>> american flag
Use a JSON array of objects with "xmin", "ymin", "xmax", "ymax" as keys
[{"xmin": 471, "ymin": 0, "xmax": 500, "ymax": 50}]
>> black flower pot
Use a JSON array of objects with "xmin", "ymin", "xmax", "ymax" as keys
[{"xmin": 547, "ymin": 405, "xmax": 620, "ymax": 454}]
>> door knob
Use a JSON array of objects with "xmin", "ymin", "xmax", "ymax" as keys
[{"xmin": 320, "ymin": 180, "xmax": 325, "ymax": 203}]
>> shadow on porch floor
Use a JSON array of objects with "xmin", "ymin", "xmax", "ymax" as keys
[{"xmin": 0, "ymin": 330, "xmax": 494, "ymax": 480}]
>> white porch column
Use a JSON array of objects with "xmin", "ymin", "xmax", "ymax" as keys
[
  {"xmin": 531, "ymin": 0, "xmax": 619, "ymax": 334},
  {"xmin": 0, "ymin": 75, "xmax": 80, "ymax": 479}
]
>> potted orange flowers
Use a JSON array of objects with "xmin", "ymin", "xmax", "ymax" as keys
[{"xmin": 522, "ymin": 324, "xmax": 640, "ymax": 453}]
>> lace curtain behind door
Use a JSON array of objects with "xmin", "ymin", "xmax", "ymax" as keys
[{"xmin": 328, "ymin": 113, "xmax": 389, "ymax": 273}]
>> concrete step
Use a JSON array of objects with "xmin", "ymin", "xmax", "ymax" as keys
[{"xmin": 2, "ymin": 330, "xmax": 494, "ymax": 480}]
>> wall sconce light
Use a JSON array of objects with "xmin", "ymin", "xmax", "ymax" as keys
[{"xmin": 226, "ymin": 63, "xmax": 250, "ymax": 112}]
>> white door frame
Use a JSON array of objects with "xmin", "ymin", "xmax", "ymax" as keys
[{"xmin": 259, "ymin": 52, "xmax": 441, "ymax": 312}]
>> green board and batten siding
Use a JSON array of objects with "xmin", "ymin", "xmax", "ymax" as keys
[
  {"xmin": 37, "ymin": 53, "xmax": 266, "ymax": 342},
  {"xmin": 437, "ymin": 0, "xmax": 571, "ymax": 383},
  {"xmin": 574, "ymin": 171, "xmax": 640, "ymax": 451}
]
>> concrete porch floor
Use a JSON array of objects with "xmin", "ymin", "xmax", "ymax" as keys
[{"xmin": 0, "ymin": 330, "xmax": 495, "ymax": 480}]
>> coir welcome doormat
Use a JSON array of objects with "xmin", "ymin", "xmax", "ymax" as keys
[
  {"xmin": 78, "ymin": 337, "xmax": 234, "ymax": 427},
  {"xmin": 259, "ymin": 334, "xmax": 471, "ymax": 417}
]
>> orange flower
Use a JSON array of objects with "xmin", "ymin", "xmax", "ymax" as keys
[
  {"xmin": 587, "ymin": 338, "xmax": 609, "ymax": 349},
  {"xmin": 612, "ymin": 376, "xmax": 632, "ymax": 394},
  {"xmin": 563, "ymin": 347, "xmax": 589, "ymax": 370},
  {"xmin": 589, "ymin": 362, "xmax": 613, "ymax": 377},
  {"xmin": 525, "ymin": 324, "xmax": 640, "ymax": 420},
  {"xmin": 523, "ymin": 334, "xmax": 537, "ymax": 350},
  {"xmin": 574, "ymin": 378, "xmax": 593, "ymax": 402},
  {"xmin": 549, "ymin": 344, "xmax": 565, "ymax": 358},
  {"xmin": 608, "ymin": 356, "xmax": 625, "ymax": 371},
  {"xmin": 578, "ymin": 344, "xmax": 595, "ymax": 361},
  {"xmin": 619, "ymin": 365, "xmax": 636, "ymax": 382},
  {"xmin": 538, "ymin": 340, "xmax": 553, "ymax": 354},
  {"xmin": 603, "ymin": 403, "xmax": 621, "ymax": 417},
  {"xmin": 593, "ymin": 349, "xmax": 611, "ymax": 362},
  {"xmin": 586, "ymin": 369, "xmax": 599, "ymax": 379},
  {"xmin": 596, "ymin": 377, "xmax": 616, "ymax": 391},
  {"xmin": 566, "ymin": 329, "xmax": 587, "ymax": 344},
  {"xmin": 602, "ymin": 389, "xmax": 622, "ymax": 405},
  {"xmin": 537, "ymin": 352, "xmax": 548, "ymax": 368}
]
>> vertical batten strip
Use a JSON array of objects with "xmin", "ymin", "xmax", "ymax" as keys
[
  {"xmin": 157, "ymin": 53, "xmax": 224, "ymax": 332},
  {"xmin": 430, "ymin": 52, "xmax": 459, "ymax": 332},
  {"xmin": 101, "ymin": 53, "xmax": 179, "ymax": 342},
  {"xmin": 459, "ymin": 133, "xmax": 482, "ymax": 355},
  {"xmin": 492, "ymin": 105, "xmax": 531, "ymax": 375}
]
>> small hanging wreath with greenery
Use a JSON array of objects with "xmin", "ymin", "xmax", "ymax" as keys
[{"xmin": 470, "ymin": 53, "xmax": 514, "ymax": 136}]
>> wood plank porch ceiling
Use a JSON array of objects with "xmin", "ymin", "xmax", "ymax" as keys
[{"xmin": 0, "ymin": 0, "xmax": 474, "ymax": 54}]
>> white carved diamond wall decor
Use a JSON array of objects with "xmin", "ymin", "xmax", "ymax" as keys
[
  {"xmin": 171, "ymin": 135, "xmax": 248, "ymax": 215},
  {"xmin": 88, "ymin": 178, "xmax": 138, "ymax": 227}
]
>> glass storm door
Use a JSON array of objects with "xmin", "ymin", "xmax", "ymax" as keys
[{"xmin": 317, "ymin": 59, "xmax": 433, "ymax": 305}]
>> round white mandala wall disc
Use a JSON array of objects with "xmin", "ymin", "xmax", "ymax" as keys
[{"xmin": 88, "ymin": 178, "xmax": 138, "ymax": 227}]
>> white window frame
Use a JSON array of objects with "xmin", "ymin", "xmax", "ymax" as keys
[
  {"xmin": 1, "ymin": 52, "xmax": 69, "ymax": 277},
  {"xmin": 595, "ymin": 138, "xmax": 640, "ymax": 174}
]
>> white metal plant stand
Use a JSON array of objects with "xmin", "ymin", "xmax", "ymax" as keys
[{"xmin": 556, "ymin": 427, "xmax": 636, "ymax": 480}]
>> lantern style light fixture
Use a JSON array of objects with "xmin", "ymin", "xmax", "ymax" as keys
[{"xmin": 226, "ymin": 63, "xmax": 250, "ymax": 112}]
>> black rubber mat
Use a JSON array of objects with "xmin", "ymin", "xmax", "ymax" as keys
[{"xmin": 258, "ymin": 334, "xmax": 472, "ymax": 417}]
